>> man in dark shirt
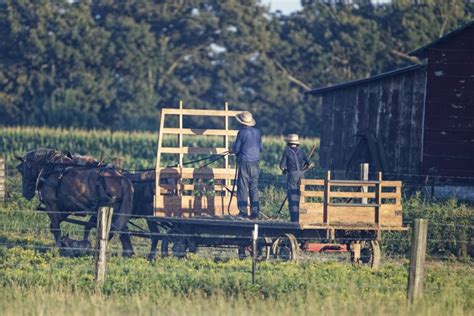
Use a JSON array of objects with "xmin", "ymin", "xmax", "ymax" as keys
[
  {"xmin": 279, "ymin": 134, "xmax": 310, "ymax": 222},
  {"xmin": 231, "ymin": 111, "xmax": 263, "ymax": 219}
]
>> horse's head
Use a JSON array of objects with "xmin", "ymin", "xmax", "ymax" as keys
[{"xmin": 15, "ymin": 149, "xmax": 54, "ymax": 200}]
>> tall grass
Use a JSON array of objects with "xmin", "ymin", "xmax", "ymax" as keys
[{"xmin": 0, "ymin": 248, "xmax": 472, "ymax": 315}]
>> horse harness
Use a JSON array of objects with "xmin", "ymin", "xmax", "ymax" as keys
[{"xmin": 36, "ymin": 163, "xmax": 120, "ymax": 213}]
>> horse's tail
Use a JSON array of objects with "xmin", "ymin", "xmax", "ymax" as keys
[{"xmin": 111, "ymin": 177, "xmax": 134, "ymax": 235}]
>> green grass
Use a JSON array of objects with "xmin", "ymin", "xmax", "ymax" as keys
[
  {"xmin": 1, "ymin": 126, "xmax": 473, "ymax": 315},
  {"xmin": 0, "ymin": 248, "xmax": 472, "ymax": 315}
]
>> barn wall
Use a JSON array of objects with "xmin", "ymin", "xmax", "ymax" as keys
[
  {"xmin": 319, "ymin": 68, "xmax": 427, "ymax": 178},
  {"xmin": 422, "ymin": 28, "xmax": 474, "ymax": 178}
]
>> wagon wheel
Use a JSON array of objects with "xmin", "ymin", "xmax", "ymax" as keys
[
  {"xmin": 161, "ymin": 228, "xmax": 194, "ymax": 258},
  {"xmin": 238, "ymin": 237, "xmax": 272, "ymax": 261},
  {"xmin": 272, "ymin": 234, "xmax": 299, "ymax": 261},
  {"xmin": 351, "ymin": 240, "xmax": 381, "ymax": 269}
]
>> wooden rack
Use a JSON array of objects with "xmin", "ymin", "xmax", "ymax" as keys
[
  {"xmin": 154, "ymin": 102, "xmax": 241, "ymax": 217},
  {"xmin": 300, "ymin": 171, "xmax": 403, "ymax": 227}
]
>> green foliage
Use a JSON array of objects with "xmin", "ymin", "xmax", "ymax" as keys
[
  {"xmin": 383, "ymin": 194, "xmax": 474, "ymax": 259},
  {"xmin": 1, "ymin": 1, "xmax": 473, "ymax": 136}
]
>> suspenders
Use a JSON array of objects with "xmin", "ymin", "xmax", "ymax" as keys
[{"xmin": 286, "ymin": 147, "xmax": 301, "ymax": 172}]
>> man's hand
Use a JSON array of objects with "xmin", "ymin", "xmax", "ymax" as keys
[{"xmin": 282, "ymin": 168, "xmax": 288, "ymax": 175}]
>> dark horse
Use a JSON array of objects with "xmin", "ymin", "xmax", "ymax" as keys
[
  {"xmin": 122, "ymin": 170, "xmax": 161, "ymax": 260},
  {"xmin": 81, "ymin": 169, "xmax": 161, "ymax": 260},
  {"xmin": 15, "ymin": 148, "xmax": 135, "ymax": 256}
]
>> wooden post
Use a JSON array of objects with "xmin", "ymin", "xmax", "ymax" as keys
[
  {"xmin": 407, "ymin": 219, "xmax": 428, "ymax": 304},
  {"xmin": 95, "ymin": 206, "xmax": 114, "ymax": 291},
  {"xmin": 252, "ymin": 224, "xmax": 258, "ymax": 284},
  {"xmin": 323, "ymin": 171, "xmax": 331, "ymax": 224},
  {"xmin": 178, "ymin": 100, "xmax": 183, "ymax": 167},
  {"xmin": 360, "ymin": 163, "xmax": 369, "ymax": 204},
  {"xmin": 224, "ymin": 102, "xmax": 230, "ymax": 194},
  {"xmin": 375, "ymin": 172, "xmax": 382, "ymax": 225},
  {"xmin": 0, "ymin": 157, "xmax": 5, "ymax": 203}
]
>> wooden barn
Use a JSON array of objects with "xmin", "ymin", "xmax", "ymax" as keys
[{"xmin": 306, "ymin": 20, "xmax": 474, "ymax": 186}]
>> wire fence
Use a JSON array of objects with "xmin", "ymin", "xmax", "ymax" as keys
[{"xmin": 0, "ymin": 208, "xmax": 471, "ymax": 262}]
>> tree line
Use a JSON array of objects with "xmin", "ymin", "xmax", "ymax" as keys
[{"xmin": 0, "ymin": 0, "xmax": 472, "ymax": 136}]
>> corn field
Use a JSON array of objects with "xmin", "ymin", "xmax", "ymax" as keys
[{"xmin": 0, "ymin": 126, "xmax": 320, "ymax": 173}]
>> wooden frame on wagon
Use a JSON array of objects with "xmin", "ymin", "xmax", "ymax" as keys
[{"xmin": 154, "ymin": 101, "xmax": 242, "ymax": 217}]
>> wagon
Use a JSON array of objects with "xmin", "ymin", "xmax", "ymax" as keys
[{"xmin": 131, "ymin": 103, "xmax": 407, "ymax": 269}]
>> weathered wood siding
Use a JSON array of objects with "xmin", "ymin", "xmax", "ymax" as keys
[
  {"xmin": 319, "ymin": 67, "xmax": 427, "ymax": 177},
  {"xmin": 422, "ymin": 29, "xmax": 474, "ymax": 178}
]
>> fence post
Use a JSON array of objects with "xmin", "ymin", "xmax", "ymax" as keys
[
  {"xmin": 0, "ymin": 157, "xmax": 5, "ymax": 203},
  {"xmin": 95, "ymin": 206, "xmax": 114, "ymax": 292},
  {"xmin": 360, "ymin": 163, "xmax": 369, "ymax": 204},
  {"xmin": 407, "ymin": 218, "xmax": 428, "ymax": 304},
  {"xmin": 252, "ymin": 224, "xmax": 258, "ymax": 284}
]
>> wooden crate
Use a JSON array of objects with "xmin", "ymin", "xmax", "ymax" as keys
[
  {"xmin": 154, "ymin": 102, "xmax": 241, "ymax": 217},
  {"xmin": 300, "ymin": 171, "xmax": 403, "ymax": 228}
]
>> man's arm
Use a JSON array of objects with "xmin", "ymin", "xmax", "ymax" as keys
[{"xmin": 279, "ymin": 149, "xmax": 288, "ymax": 173}]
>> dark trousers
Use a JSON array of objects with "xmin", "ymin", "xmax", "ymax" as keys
[
  {"xmin": 237, "ymin": 161, "xmax": 260, "ymax": 217},
  {"xmin": 287, "ymin": 171, "xmax": 304, "ymax": 222}
]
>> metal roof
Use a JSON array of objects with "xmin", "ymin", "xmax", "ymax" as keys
[
  {"xmin": 409, "ymin": 20, "xmax": 474, "ymax": 58},
  {"xmin": 305, "ymin": 64, "xmax": 424, "ymax": 95}
]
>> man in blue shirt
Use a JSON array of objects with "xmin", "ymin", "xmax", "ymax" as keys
[{"xmin": 231, "ymin": 111, "xmax": 263, "ymax": 219}]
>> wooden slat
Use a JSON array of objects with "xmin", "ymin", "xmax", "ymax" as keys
[
  {"xmin": 380, "ymin": 204, "xmax": 403, "ymax": 212},
  {"xmin": 161, "ymin": 128, "xmax": 239, "ymax": 136},
  {"xmin": 328, "ymin": 191, "xmax": 376, "ymax": 198},
  {"xmin": 154, "ymin": 195, "xmax": 239, "ymax": 217},
  {"xmin": 160, "ymin": 147, "xmax": 228, "ymax": 154},
  {"xmin": 330, "ymin": 179, "xmax": 380, "ymax": 185},
  {"xmin": 300, "ymin": 224, "xmax": 407, "ymax": 231},
  {"xmin": 158, "ymin": 168, "xmax": 236, "ymax": 176},
  {"xmin": 380, "ymin": 205, "xmax": 403, "ymax": 227},
  {"xmin": 162, "ymin": 108, "xmax": 242, "ymax": 116},
  {"xmin": 301, "ymin": 191, "xmax": 324, "ymax": 198},
  {"xmin": 328, "ymin": 203, "xmax": 378, "ymax": 207},
  {"xmin": 328, "ymin": 206, "xmax": 376, "ymax": 224},
  {"xmin": 329, "ymin": 182, "xmax": 377, "ymax": 187},
  {"xmin": 301, "ymin": 179, "xmax": 325, "ymax": 185},
  {"xmin": 380, "ymin": 192, "xmax": 401, "ymax": 199},
  {"xmin": 381, "ymin": 181, "xmax": 402, "ymax": 187},
  {"xmin": 159, "ymin": 184, "xmax": 230, "ymax": 191}
]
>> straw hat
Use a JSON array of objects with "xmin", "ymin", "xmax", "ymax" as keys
[
  {"xmin": 285, "ymin": 134, "xmax": 300, "ymax": 145},
  {"xmin": 235, "ymin": 111, "xmax": 256, "ymax": 127}
]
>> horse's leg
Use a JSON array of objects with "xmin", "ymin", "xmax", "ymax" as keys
[
  {"xmin": 119, "ymin": 225, "xmax": 134, "ymax": 258},
  {"xmin": 147, "ymin": 219, "xmax": 160, "ymax": 261},
  {"xmin": 46, "ymin": 203, "xmax": 63, "ymax": 247},
  {"xmin": 83, "ymin": 214, "xmax": 97, "ymax": 242}
]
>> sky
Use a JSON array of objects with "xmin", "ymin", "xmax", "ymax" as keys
[
  {"xmin": 261, "ymin": 0, "xmax": 392, "ymax": 15},
  {"xmin": 260, "ymin": 0, "xmax": 302, "ymax": 14}
]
